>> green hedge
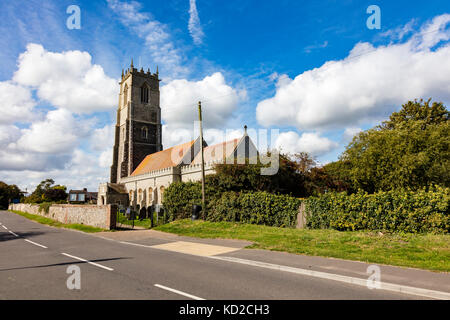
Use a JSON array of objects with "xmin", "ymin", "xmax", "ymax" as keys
[
  {"xmin": 305, "ymin": 186, "xmax": 450, "ymax": 233},
  {"xmin": 207, "ymin": 191, "xmax": 301, "ymax": 228},
  {"xmin": 163, "ymin": 182, "xmax": 301, "ymax": 228},
  {"xmin": 164, "ymin": 182, "xmax": 449, "ymax": 233},
  {"xmin": 163, "ymin": 182, "xmax": 202, "ymax": 221}
]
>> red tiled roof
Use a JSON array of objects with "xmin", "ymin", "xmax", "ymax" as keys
[{"xmin": 131, "ymin": 140, "xmax": 196, "ymax": 176}]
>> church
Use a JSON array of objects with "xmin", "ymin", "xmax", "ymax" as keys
[{"xmin": 97, "ymin": 62, "xmax": 258, "ymax": 209}]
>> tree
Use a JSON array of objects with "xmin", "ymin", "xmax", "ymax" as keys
[
  {"xmin": 341, "ymin": 99, "xmax": 449, "ymax": 192},
  {"xmin": 207, "ymin": 152, "xmax": 307, "ymax": 197},
  {"xmin": 206, "ymin": 151, "xmax": 350, "ymax": 197},
  {"xmin": 44, "ymin": 186, "xmax": 67, "ymax": 202},
  {"xmin": 0, "ymin": 182, "xmax": 22, "ymax": 209},
  {"xmin": 24, "ymin": 179, "xmax": 68, "ymax": 203},
  {"xmin": 304, "ymin": 167, "xmax": 352, "ymax": 196},
  {"xmin": 293, "ymin": 152, "xmax": 317, "ymax": 174},
  {"xmin": 381, "ymin": 99, "xmax": 448, "ymax": 130}
]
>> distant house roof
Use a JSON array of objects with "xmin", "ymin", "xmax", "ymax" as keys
[
  {"xmin": 68, "ymin": 188, "xmax": 97, "ymax": 200},
  {"xmin": 191, "ymin": 138, "xmax": 239, "ymax": 165},
  {"xmin": 131, "ymin": 139, "xmax": 196, "ymax": 176},
  {"xmin": 69, "ymin": 188, "xmax": 97, "ymax": 195},
  {"xmin": 69, "ymin": 188, "xmax": 90, "ymax": 194}
]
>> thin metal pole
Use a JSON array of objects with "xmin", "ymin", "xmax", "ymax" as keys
[{"xmin": 198, "ymin": 101, "xmax": 206, "ymax": 219}]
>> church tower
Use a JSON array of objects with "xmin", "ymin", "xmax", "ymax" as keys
[{"xmin": 110, "ymin": 61, "xmax": 163, "ymax": 183}]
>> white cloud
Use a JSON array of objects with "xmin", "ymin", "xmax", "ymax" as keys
[
  {"xmin": 162, "ymin": 125, "xmax": 193, "ymax": 149},
  {"xmin": 0, "ymin": 44, "xmax": 114, "ymax": 191},
  {"xmin": 0, "ymin": 151, "xmax": 70, "ymax": 172},
  {"xmin": 13, "ymin": 43, "xmax": 118, "ymax": 113},
  {"xmin": 416, "ymin": 14, "xmax": 450, "ymax": 49},
  {"xmin": 204, "ymin": 128, "xmax": 244, "ymax": 146},
  {"xmin": 342, "ymin": 127, "xmax": 362, "ymax": 143},
  {"xmin": 381, "ymin": 19, "xmax": 416, "ymax": 41},
  {"xmin": 0, "ymin": 81, "xmax": 36, "ymax": 124},
  {"xmin": 273, "ymin": 73, "xmax": 292, "ymax": 89},
  {"xmin": 107, "ymin": 0, "xmax": 187, "ymax": 78},
  {"xmin": 0, "ymin": 121, "xmax": 72, "ymax": 171},
  {"xmin": 275, "ymin": 131, "xmax": 338, "ymax": 156},
  {"xmin": 0, "ymin": 104, "xmax": 94, "ymax": 174},
  {"xmin": 161, "ymin": 72, "xmax": 240, "ymax": 128},
  {"xmin": 188, "ymin": 0, "xmax": 205, "ymax": 45},
  {"xmin": 0, "ymin": 124, "xmax": 21, "ymax": 149},
  {"xmin": 13, "ymin": 109, "xmax": 89, "ymax": 154},
  {"xmin": 256, "ymin": 14, "xmax": 450, "ymax": 131},
  {"xmin": 304, "ymin": 41, "xmax": 328, "ymax": 53},
  {"xmin": 99, "ymin": 149, "xmax": 113, "ymax": 168},
  {"xmin": 0, "ymin": 149, "xmax": 109, "ymax": 192},
  {"xmin": 0, "ymin": 108, "xmax": 98, "ymax": 177},
  {"xmin": 162, "ymin": 125, "xmax": 245, "ymax": 150},
  {"xmin": 90, "ymin": 125, "xmax": 115, "ymax": 152}
]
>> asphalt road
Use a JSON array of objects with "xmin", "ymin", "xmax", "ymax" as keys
[{"xmin": 0, "ymin": 210, "xmax": 448, "ymax": 300}]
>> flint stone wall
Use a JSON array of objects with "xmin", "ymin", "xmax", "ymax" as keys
[{"xmin": 8, "ymin": 203, "xmax": 116, "ymax": 230}]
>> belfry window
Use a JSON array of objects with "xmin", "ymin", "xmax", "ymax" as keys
[
  {"xmin": 141, "ymin": 126, "xmax": 148, "ymax": 139},
  {"xmin": 123, "ymin": 84, "xmax": 128, "ymax": 106},
  {"xmin": 140, "ymin": 84, "xmax": 149, "ymax": 103}
]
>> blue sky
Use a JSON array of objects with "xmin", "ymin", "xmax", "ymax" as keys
[{"xmin": 0, "ymin": 0, "xmax": 449, "ymax": 191}]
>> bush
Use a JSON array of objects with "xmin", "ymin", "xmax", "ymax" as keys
[
  {"xmin": 305, "ymin": 186, "xmax": 450, "ymax": 233},
  {"xmin": 207, "ymin": 155, "xmax": 307, "ymax": 197},
  {"xmin": 38, "ymin": 202, "xmax": 52, "ymax": 214},
  {"xmin": 163, "ymin": 182, "xmax": 202, "ymax": 221},
  {"xmin": 163, "ymin": 182, "xmax": 301, "ymax": 228},
  {"xmin": 207, "ymin": 191, "xmax": 301, "ymax": 228}
]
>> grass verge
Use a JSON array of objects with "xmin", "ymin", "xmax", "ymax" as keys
[
  {"xmin": 155, "ymin": 219, "xmax": 450, "ymax": 272},
  {"xmin": 10, "ymin": 210, "xmax": 105, "ymax": 233}
]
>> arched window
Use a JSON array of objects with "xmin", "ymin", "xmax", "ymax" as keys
[
  {"xmin": 123, "ymin": 84, "xmax": 128, "ymax": 107},
  {"xmin": 140, "ymin": 84, "xmax": 149, "ymax": 103},
  {"xmin": 141, "ymin": 126, "xmax": 148, "ymax": 139},
  {"xmin": 148, "ymin": 187, "xmax": 153, "ymax": 204},
  {"xmin": 138, "ymin": 189, "xmax": 143, "ymax": 203},
  {"xmin": 160, "ymin": 186, "xmax": 165, "ymax": 203},
  {"xmin": 129, "ymin": 190, "xmax": 133, "ymax": 204}
]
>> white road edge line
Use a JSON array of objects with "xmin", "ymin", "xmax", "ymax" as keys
[
  {"xmin": 154, "ymin": 284, "xmax": 205, "ymax": 300},
  {"xmin": 118, "ymin": 239, "xmax": 449, "ymax": 300},
  {"xmin": 61, "ymin": 252, "xmax": 114, "ymax": 271},
  {"xmin": 119, "ymin": 241, "xmax": 153, "ymax": 248},
  {"xmin": 210, "ymin": 256, "xmax": 450, "ymax": 300},
  {"xmin": 9, "ymin": 230, "xmax": 19, "ymax": 237},
  {"xmin": 24, "ymin": 239, "xmax": 47, "ymax": 249},
  {"xmin": 2, "ymin": 225, "xmax": 7, "ymax": 230}
]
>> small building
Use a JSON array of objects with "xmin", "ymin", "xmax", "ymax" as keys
[
  {"xmin": 97, "ymin": 183, "xmax": 128, "ymax": 207},
  {"xmin": 68, "ymin": 188, "xmax": 98, "ymax": 204}
]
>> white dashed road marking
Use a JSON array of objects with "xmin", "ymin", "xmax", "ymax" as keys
[
  {"xmin": 154, "ymin": 284, "xmax": 205, "ymax": 300},
  {"xmin": 24, "ymin": 239, "xmax": 48, "ymax": 249},
  {"xmin": 61, "ymin": 253, "xmax": 114, "ymax": 271},
  {"xmin": 2, "ymin": 225, "xmax": 7, "ymax": 230}
]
